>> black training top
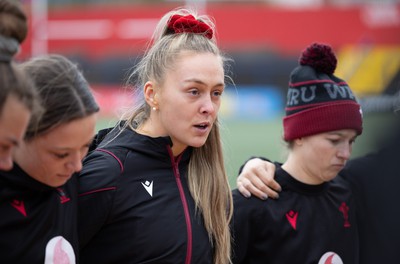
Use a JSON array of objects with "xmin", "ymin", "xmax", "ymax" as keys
[
  {"xmin": 342, "ymin": 125, "xmax": 400, "ymax": 264},
  {"xmin": 231, "ymin": 167, "xmax": 359, "ymax": 264},
  {"xmin": 78, "ymin": 127, "xmax": 213, "ymax": 264},
  {"xmin": 0, "ymin": 164, "xmax": 79, "ymax": 263}
]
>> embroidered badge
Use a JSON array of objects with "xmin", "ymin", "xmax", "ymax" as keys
[
  {"xmin": 141, "ymin": 180, "xmax": 153, "ymax": 197},
  {"xmin": 286, "ymin": 210, "xmax": 298, "ymax": 230},
  {"xmin": 339, "ymin": 202, "xmax": 351, "ymax": 227},
  {"xmin": 11, "ymin": 199, "xmax": 27, "ymax": 217},
  {"xmin": 56, "ymin": 188, "xmax": 70, "ymax": 204}
]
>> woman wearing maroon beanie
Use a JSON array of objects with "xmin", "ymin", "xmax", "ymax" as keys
[{"xmin": 231, "ymin": 43, "xmax": 363, "ymax": 264}]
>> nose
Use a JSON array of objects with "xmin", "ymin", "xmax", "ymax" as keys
[
  {"xmin": 0, "ymin": 155, "xmax": 13, "ymax": 171},
  {"xmin": 66, "ymin": 154, "xmax": 83, "ymax": 173},
  {"xmin": 338, "ymin": 143, "xmax": 352, "ymax": 161},
  {"xmin": 200, "ymin": 95, "xmax": 217, "ymax": 115}
]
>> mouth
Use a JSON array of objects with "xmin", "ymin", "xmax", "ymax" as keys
[
  {"xmin": 333, "ymin": 164, "xmax": 345, "ymax": 169},
  {"xmin": 194, "ymin": 122, "xmax": 210, "ymax": 130}
]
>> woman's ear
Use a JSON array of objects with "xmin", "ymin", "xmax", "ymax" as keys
[
  {"xmin": 144, "ymin": 81, "xmax": 159, "ymax": 110},
  {"xmin": 294, "ymin": 138, "xmax": 303, "ymax": 146}
]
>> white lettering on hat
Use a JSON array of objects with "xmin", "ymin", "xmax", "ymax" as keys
[
  {"xmin": 324, "ymin": 83, "xmax": 355, "ymax": 100},
  {"xmin": 287, "ymin": 86, "xmax": 316, "ymax": 106},
  {"xmin": 287, "ymin": 83, "xmax": 355, "ymax": 106}
]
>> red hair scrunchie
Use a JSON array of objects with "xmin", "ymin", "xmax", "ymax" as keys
[{"xmin": 167, "ymin": 14, "xmax": 213, "ymax": 39}]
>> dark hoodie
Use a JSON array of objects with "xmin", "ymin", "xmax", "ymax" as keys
[
  {"xmin": 341, "ymin": 119, "xmax": 400, "ymax": 264},
  {"xmin": 78, "ymin": 125, "xmax": 213, "ymax": 264},
  {"xmin": 0, "ymin": 164, "xmax": 79, "ymax": 263}
]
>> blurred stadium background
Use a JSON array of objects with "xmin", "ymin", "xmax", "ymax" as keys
[{"xmin": 17, "ymin": 0, "xmax": 400, "ymax": 186}]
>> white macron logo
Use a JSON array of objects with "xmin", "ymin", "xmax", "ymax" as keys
[{"xmin": 141, "ymin": 180, "xmax": 153, "ymax": 197}]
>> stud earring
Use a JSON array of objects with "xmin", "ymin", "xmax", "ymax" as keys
[{"xmin": 152, "ymin": 107, "xmax": 157, "ymax": 111}]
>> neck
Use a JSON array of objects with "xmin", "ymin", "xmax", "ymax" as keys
[
  {"xmin": 282, "ymin": 154, "xmax": 324, "ymax": 185},
  {"xmin": 135, "ymin": 119, "xmax": 161, "ymax": 138},
  {"xmin": 136, "ymin": 122, "xmax": 187, "ymax": 157},
  {"xmin": 171, "ymin": 144, "xmax": 187, "ymax": 157}
]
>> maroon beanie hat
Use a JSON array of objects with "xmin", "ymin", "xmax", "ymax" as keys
[{"xmin": 283, "ymin": 43, "xmax": 363, "ymax": 141}]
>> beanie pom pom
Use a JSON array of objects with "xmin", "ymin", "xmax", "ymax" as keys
[{"xmin": 299, "ymin": 43, "xmax": 337, "ymax": 75}]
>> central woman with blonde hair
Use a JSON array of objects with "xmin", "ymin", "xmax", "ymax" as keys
[{"xmin": 78, "ymin": 8, "xmax": 233, "ymax": 264}]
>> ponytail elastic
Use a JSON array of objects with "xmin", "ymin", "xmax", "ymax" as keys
[
  {"xmin": 0, "ymin": 34, "xmax": 19, "ymax": 62},
  {"xmin": 167, "ymin": 14, "xmax": 213, "ymax": 39}
]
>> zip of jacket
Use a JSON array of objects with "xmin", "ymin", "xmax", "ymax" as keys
[{"xmin": 167, "ymin": 146, "xmax": 192, "ymax": 264}]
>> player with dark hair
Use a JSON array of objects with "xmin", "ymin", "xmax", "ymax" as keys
[{"xmin": 0, "ymin": 54, "xmax": 99, "ymax": 263}]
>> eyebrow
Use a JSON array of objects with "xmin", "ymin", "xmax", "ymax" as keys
[
  {"xmin": 327, "ymin": 132, "xmax": 343, "ymax": 136},
  {"xmin": 327, "ymin": 131, "xmax": 357, "ymax": 139},
  {"xmin": 184, "ymin": 78, "xmax": 225, "ymax": 87},
  {"xmin": 51, "ymin": 139, "xmax": 93, "ymax": 151}
]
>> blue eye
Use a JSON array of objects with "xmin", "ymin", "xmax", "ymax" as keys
[{"xmin": 213, "ymin": 90, "xmax": 222, "ymax": 97}]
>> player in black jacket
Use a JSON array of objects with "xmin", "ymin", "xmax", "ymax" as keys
[
  {"xmin": 237, "ymin": 115, "xmax": 400, "ymax": 263},
  {"xmin": 237, "ymin": 123, "xmax": 400, "ymax": 264},
  {"xmin": 0, "ymin": 55, "xmax": 99, "ymax": 263},
  {"xmin": 78, "ymin": 8, "xmax": 233, "ymax": 264},
  {"xmin": 231, "ymin": 43, "xmax": 363, "ymax": 263},
  {"xmin": 79, "ymin": 125, "xmax": 215, "ymax": 263},
  {"xmin": 236, "ymin": 86, "xmax": 400, "ymax": 264}
]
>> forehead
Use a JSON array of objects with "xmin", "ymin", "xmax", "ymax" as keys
[
  {"xmin": 166, "ymin": 51, "xmax": 224, "ymax": 81},
  {"xmin": 323, "ymin": 129, "xmax": 358, "ymax": 137},
  {"xmin": 34, "ymin": 114, "xmax": 97, "ymax": 149},
  {"xmin": 307, "ymin": 129, "xmax": 358, "ymax": 141},
  {"xmin": 0, "ymin": 96, "xmax": 30, "ymax": 142}
]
